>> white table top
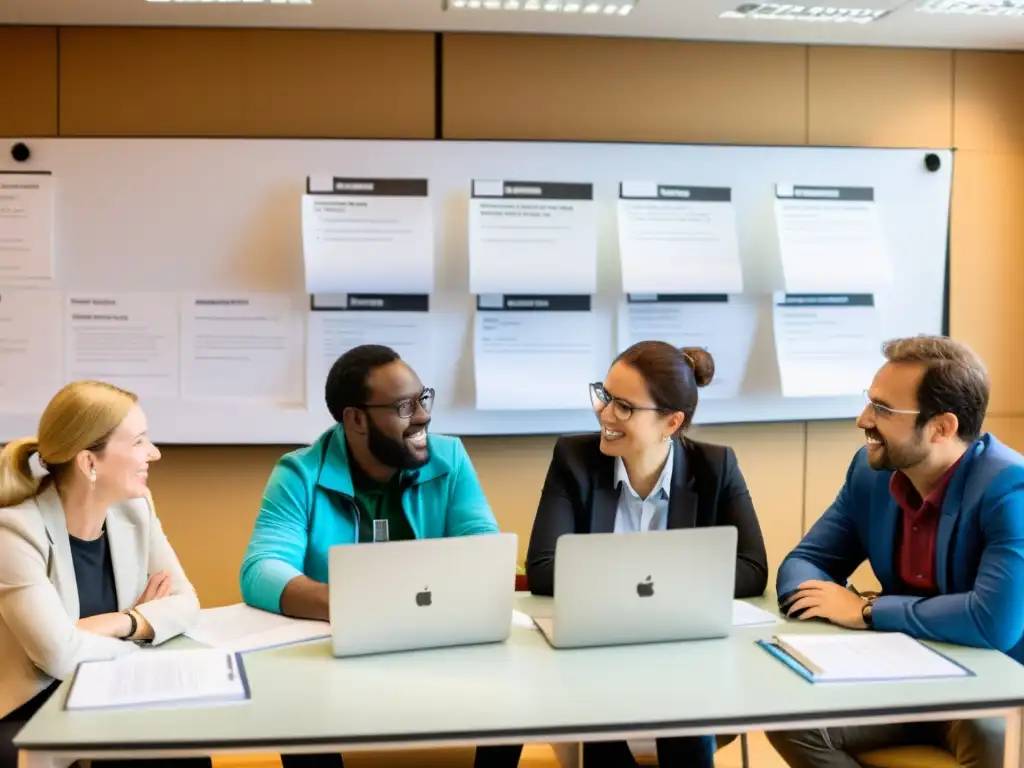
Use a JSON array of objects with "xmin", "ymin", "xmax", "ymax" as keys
[{"xmin": 16, "ymin": 594, "xmax": 1024, "ymax": 756}]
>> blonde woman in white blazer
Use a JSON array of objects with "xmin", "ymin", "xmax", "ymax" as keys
[{"xmin": 0, "ymin": 381, "xmax": 207, "ymax": 768}]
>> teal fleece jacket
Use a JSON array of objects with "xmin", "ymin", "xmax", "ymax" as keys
[{"xmin": 240, "ymin": 425, "xmax": 499, "ymax": 614}]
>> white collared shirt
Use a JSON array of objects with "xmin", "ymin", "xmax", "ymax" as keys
[{"xmin": 613, "ymin": 440, "xmax": 674, "ymax": 533}]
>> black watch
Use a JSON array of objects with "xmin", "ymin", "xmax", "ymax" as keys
[
  {"xmin": 861, "ymin": 601, "xmax": 874, "ymax": 628},
  {"xmin": 123, "ymin": 609, "xmax": 138, "ymax": 640}
]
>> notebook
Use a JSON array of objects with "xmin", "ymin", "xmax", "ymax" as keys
[
  {"xmin": 758, "ymin": 632, "xmax": 973, "ymax": 683},
  {"xmin": 186, "ymin": 603, "xmax": 330, "ymax": 654},
  {"xmin": 65, "ymin": 648, "xmax": 251, "ymax": 711}
]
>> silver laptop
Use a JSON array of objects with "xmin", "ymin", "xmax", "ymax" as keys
[
  {"xmin": 328, "ymin": 533, "xmax": 517, "ymax": 657},
  {"xmin": 534, "ymin": 527, "xmax": 737, "ymax": 649}
]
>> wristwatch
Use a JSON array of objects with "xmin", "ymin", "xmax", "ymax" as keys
[
  {"xmin": 123, "ymin": 609, "xmax": 138, "ymax": 640},
  {"xmin": 861, "ymin": 599, "xmax": 874, "ymax": 629}
]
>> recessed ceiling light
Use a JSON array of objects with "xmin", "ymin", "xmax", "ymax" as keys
[
  {"xmin": 720, "ymin": 2, "xmax": 888, "ymax": 22},
  {"xmin": 443, "ymin": 0, "xmax": 635, "ymax": 12},
  {"xmin": 916, "ymin": 0, "xmax": 1024, "ymax": 14}
]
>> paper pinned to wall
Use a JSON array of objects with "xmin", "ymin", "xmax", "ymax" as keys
[
  {"xmin": 772, "ymin": 292, "xmax": 885, "ymax": 398},
  {"xmin": 617, "ymin": 183, "xmax": 743, "ymax": 294},
  {"xmin": 306, "ymin": 293, "xmax": 434, "ymax": 418},
  {"xmin": 302, "ymin": 177, "xmax": 434, "ymax": 295},
  {"xmin": 0, "ymin": 172, "xmax": 54, "ymax": 284},
  {"xmin": 474, "ymin": 294, "xmax": 600, "ymax": 411},
  {"xmin": 65, "ymin": 292, "xmax": 181, "ymax": 400},
  {"xmin": 180, "ymin": 293, "xmax": 306, "ymax": 405},
  {"xmin": 0, "ymin": 288, "xmax": 64, "ymax": 413},
  {"xmin": 469, "ymin": 180, "xmax": 597, "ymax": 295},
  {"xmin": 774, "ymin": 184, "xmax": 892, "ymax": 294},
  {"xmin": 617, "ymin": 295, "xmax": 758, "ymax": 400}
]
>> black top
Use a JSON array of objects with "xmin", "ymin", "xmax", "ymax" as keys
[
  {"xmin": 69, "ymin": 530, "xmax": 119, "ymax": 618},
  {"xmin": 525, "ymin": 433, "xmax": 770, "ymax": 599}
]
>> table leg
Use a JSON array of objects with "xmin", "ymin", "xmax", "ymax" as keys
[
  {"xmin": 1006, "ymin": 707, "xmax": 1023, "ymax": 768},
  {"xmin": 551, "ymin": 742, "xmax": 581, "ymax": 768}
]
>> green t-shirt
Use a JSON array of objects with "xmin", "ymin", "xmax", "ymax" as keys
[{"xmin": 350, "ymin": 461, "xmax": 416, "ymax": 544}]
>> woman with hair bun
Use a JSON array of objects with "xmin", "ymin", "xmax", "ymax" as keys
[
  {"xmin": 526, "ymin": 341, "xmax": 768, "ymax": 768},
  {"xmin": 0, "ymin": 381, "xmax": 205, "ymax": 768}
]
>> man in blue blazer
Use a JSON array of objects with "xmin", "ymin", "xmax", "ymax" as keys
[{"xmin": 767, "ymin": 336, "xmax": 1024, "ymax": 768}]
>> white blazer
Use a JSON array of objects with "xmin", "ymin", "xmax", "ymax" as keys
[{"xmin": 0, "ymin": 483, "xmax": 200, "ymax": 719}]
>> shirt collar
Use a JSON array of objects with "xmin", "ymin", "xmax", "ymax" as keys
[
  {"xmin": 614, "ymin": 439, "xmax": 674, "ymax": 501},
  {"xmin": 889, "ymin": 454, "xmax": 964, "ymax": 513}
]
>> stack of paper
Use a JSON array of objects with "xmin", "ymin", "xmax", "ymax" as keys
[
  {"xmin": 65, "ymin": 649, "xmax": 250, "ymax": 711},
  {"xmin": 760, "ymin": 632, "xmax": 972, "ymax": 683},
  {"xmin": 185, "ymin": 603, "xmax": 330, "ymax": 654},
  {"xmin": 732, "ymin": 600, "xmax": 780, "ymax": 628}
]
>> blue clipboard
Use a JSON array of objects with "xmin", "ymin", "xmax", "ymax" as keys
[{"xmin": 756, "ymin": 638, "xmax": 976, "ymax": 684}]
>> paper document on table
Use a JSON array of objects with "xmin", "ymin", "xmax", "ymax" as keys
[
  {"xmin": 302, "ymin": 177, "xmax": 433, "ymax": 294},
  {"xmin": 760, "ymin": 633, "xmax": 972, "ymax": 683},
  {"xmin": 732, "ymin": 601, "xmax": 780, "ymax": 627},
  {"xmin": 474, "ymin": 295, "xmax": 599, "ymax": 410},
  {"xmin": 512, "ymin": 610, "xmax": 538, "ymax": 630},
  {"xmin": 0, "ymin": 172, "xmax": 54, "ymax": 283},
  {"xmin": 617, "ymin": 183, "xmax": 743, "ymax": 294},
  {"xmin": 186, "ymin": 604, "xmax": 330, "ymax": 653},
  {"xmin": 65, "ymin": 649, "xmax": 250, "ymax": 711},
  {"xmin": 469, "ymin": 180, "xmax": 597, "ymax": 295},
  {"xmin": 774, "ymin": 184, "xmax": 892, "ymax": 294},
  {"xmin": 772, "ymin": 292, "xmax": 884, "ymax": 398}
]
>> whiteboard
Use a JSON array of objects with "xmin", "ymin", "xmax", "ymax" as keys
[{"xmin": 0, "ymin": 139, "xmax": 952, "ymax": 444}]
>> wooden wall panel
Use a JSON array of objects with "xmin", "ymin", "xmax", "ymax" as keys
[
  {"xmin": 442, "ymin": 35, "xmax": 807, "ymax": 145},
  {"xmin": 0, "ymin": 27, "xmax": 58, "ymax": 136},
  {"xmin": 59, "ymin": 28, "xmax": 247, "ymax": 136},
  {"xmin": 808, "ymin": 47, "xmax": 952, "ymax": 148},
  {"xmin": 58, "ymin": 28, "xmax": 435, "ymax": 138},
  {"xmin": 239, "ymin": 30, "xmax": 435, "ymax": 138},
  {"xmin": 147, "ymin": 445, "xmax": 290, "ymax": 607},
  {"xmin": 954, "ymin": 51, "xmax": 1024, "ymax": 152},
  {"xmin": 949, "ymin": 150, "xmax": 1024, "ymax": 415},
  {"xmin": 803, "ymin": 420, "xmax": 880, "ymax": 590},
  {"xmin": 691, "ymin": 423, "xmax": 806, "ymax": 588}
]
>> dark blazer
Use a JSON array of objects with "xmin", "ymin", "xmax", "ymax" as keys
[{"xmin": 526, "ymin": 433, "xmax": 769, "ymax": 599}]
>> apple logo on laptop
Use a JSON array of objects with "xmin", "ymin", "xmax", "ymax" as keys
[
  {"xmin": 415, "ymin": 587, "xmax": 432, "ymax": 607},
  {"xmin": 637, "ymin": 576, "xmax": 654, "ymax": 598}
]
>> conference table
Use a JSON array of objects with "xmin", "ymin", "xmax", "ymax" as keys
[{"xmin": 15, "ymin": 593, "xmax": 1024, "ymax": 768}]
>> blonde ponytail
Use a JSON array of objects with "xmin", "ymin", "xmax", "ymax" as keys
[{"xmin": 0, "ymin": 437, "xmax": 44, "ymax": 508}]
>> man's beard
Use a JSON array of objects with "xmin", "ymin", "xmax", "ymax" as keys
[
  {"xmin": 866, "ymin": 428, "xmax": 929, "ymax": 471},
  {"xmin": 367, "ymin": 417, "xmax": 431, "ymax": 470}
]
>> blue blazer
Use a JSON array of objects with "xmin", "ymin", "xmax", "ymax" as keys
[{"xmin": 777, "ymin": 433, "xmax": 1024, "ymax": 663}]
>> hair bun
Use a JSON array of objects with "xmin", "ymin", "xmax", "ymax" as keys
[{"xmin": 680, "ymin": 347, "xmax": 715, "ymax": 388}]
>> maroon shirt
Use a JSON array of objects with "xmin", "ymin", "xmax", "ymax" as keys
[{"xmin": 889, "ymin": 457, "xmax": 963, "ymax": 594}]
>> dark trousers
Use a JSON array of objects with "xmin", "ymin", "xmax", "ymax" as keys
[
  {"xmin": 582, "ymin": 735, "xmax": 716, "ymax": 768},
  {"xmin": 280, "ymin": 744, "xmax": 523, "ymax": 768}
]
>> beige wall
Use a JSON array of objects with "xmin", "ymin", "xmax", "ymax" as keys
[{"xmin": 3, "ymin": 28, "xmax": 1023, "ymax": 607}]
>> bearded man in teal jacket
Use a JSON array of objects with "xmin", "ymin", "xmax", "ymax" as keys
[{"xmin": 241, "ymin": 344, "xmax": 521, "ymax": 768}]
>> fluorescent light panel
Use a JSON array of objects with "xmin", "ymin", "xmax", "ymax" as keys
[
  {"xmin": 720, "ymin": 2, "xmax": 888, "ymax": 22},
  {"xmin": 445, "ymin": 0, "xmax": 634, "ymax": 13},
  {"xmin": 916, "ymin": 0, "xmax": 1024, "ymax": 14}
]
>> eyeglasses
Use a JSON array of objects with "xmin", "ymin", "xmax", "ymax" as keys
[
  {"xmin": 863, "ymin": 390, "xmax": 920, "ymax": 419},
  {"xmin": 589, "ymin": 382, "xmax": 671, "ymax": 422},
  {"xmin": 361, "ymin": 388, "xmax": 435, "ymax": 419}
]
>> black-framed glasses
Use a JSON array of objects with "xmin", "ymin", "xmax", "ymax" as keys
[
  {"xmin": 863, "ymin": 389, "xmax": 920, "ymax": 419},
  {"xmin": 361, "ymin": 388, "xmax": 435, "ymax": 419},
  {"xmin": 589, "ymin": 382, "xmax": 671, "ymax": 422}
]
